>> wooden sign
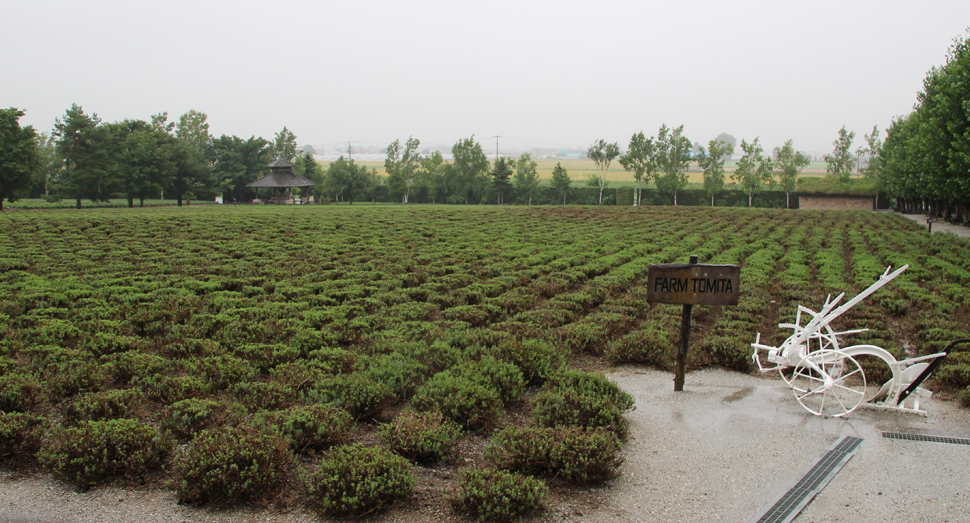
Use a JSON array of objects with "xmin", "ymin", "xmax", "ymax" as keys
[
  {"xmin": 647, "ymin": 263, "xmax": 741, "ymax": 306},
  {"xmin": 648, "ymin": 257, "xmax": 741, "ymax": 392}
]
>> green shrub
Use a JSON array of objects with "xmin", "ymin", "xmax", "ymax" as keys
[
  {"xmin": 486, "ymin": 426, "xmax": 622, "ymax": 484},
  {"xmin": 412, "ymin": 372, "xmax": 502, "ymax": 431},
  {"xmin": 492, "ymin": 339, "xmax": 566, "ymax": 385},
  {"xmin": 451, "ymin": 355, "xmax": 525, "ymax": 406},
  {"xmin": 443, "ymin": 304, "xmax": 495, "ymax": 326},
  {"xmin": 879, "ymin": 297, "xmax": 911, "ymax": 317},
  {"xmin": 699, "ymin": 335, "xmax": 752, "ymax": 371},
  {"xmin": 195, "ymin": 355, "xmax": 257, "ymax": 388},
  {"xmin": 304, "ymin": 372, "xmax": 396, "ymax": 420},
  {"xmin": 135, "ymin": 373, "xmax": 211, "ymax": 404},
  {"xmin": 162, "ymin": 398, "xmax": 246, "ymax": 440},
  {"xmin": 159, "ymin": 337, "xmax": 219, "ymax": 359},
  {"xmin": 101, "ymin": 351, "xmax": 167, "ymax": 383},
  {"xmin": 306, "ymin": 347, "xmax": 356, "ymax": 374},
  {"xmin": 0, "ymin": 372, "xmax": 42, "ymax": 412},
  {"xmin": 934, "ymin": 354, "xmax": 970, "ymax": 390},
  {"xmin": 38, "ymin": 419, "xmax": 172, "ymax": 487},
  {"xmin": 0, "ymin": 412, "xmax": 47, "ymax": 465},
  {"xmin": 532, "ymin": 371, "xmax": 634, "ymax": 440},
  {"xmin": 545, "ymin": 370, "xmax": 635, "ymax": 410},
  {"xmin": 607, "ymin": 328, "xmax": 674, "ymax": 367},
  {"xmin": 959, "ymin": 386, "xmax": 970, "ymax": 408},
  {"xmin": 381, "ymin": 410, "xmax": 462, "ymax": 463},
  {"xmin": 550, "ymin": 322, "xmax": 609, "ymax": 354},
  {"xmin": 450, "ymin": 467, "xmax": 547, "ymax": 521},
  {"xmin": 172, "ymin": 424, "xmax": 292, "ymax": 504},
  {"xmin": 272, "ymin": 404, "xmax": 354, "ymax": 452},
  {"xmin": 61, "ymin": 389, "xmax": 145, "ymax": 424},
  {"xmin": 302, "ymin": 443, "xmax": 414, "ymax": 516},
  {"xmin": 357, "ymin": 352, "xmax": 428, "ymax": 400},
  {"xmin": 234, "ymin": 380, "xmax": 297, "ymax": 411},
  {"xmin": 43, "ymin": 360, "xmax": 113, "ymax": 399},
  {"xmin": 268, "ymin": 361, "xmax": 327, "ymax": 394},
  {"xmin": 79, "ymin": 332, "xmax": 146, "ymax": 357},
  {"xmin": 232, "ymin": 343, "xmax": 299, "ymax": 371},
  {"xmin": 410, "ymin": 340, "xmax": 461, "ymax": 375}
]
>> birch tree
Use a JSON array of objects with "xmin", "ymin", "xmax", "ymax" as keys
[{"xmin": 586, "ymin": 139, "xmax": 618, "ymax": 204}]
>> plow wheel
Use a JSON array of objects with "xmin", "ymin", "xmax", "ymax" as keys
[{"xmin": 790, "ymin": 350, "xmax": 866, "ymax": 417}]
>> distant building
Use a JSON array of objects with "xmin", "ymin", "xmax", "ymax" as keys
[
  {"xmin": 797, "ymin": 193, "xmax": 874, "ymax": 210},
  {"xmin": 557, "ymin": 150, "xmax": 586, "ymax": 159}
]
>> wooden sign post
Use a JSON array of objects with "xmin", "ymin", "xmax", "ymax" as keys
[{"xmin": 647, "ymin": 255, "xmax": 741, "ymax": 391}]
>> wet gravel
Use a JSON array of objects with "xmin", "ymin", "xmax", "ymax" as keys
[{"xmin": 3, "ymin": 367, "xmax": 969, "ymax": 523}]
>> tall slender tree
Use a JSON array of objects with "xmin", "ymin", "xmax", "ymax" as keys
[
  {"xmin": 513, "ymin": 153, "xmax": 539, "ymax": 205},
  {"xmin": 881, "ymin": 115, "xmax": 924, "ymax": 211},
  {"xmin": 857, "ymin": 125, "xmax": 883, "ymax": 208},
  {"xmin": 825, "ymin": 126, "xmax": 856, "ymax": 184},
  {"xmin": 586, "ymin": 139, "xmax": 619, "ymax": 204},
  {"xmin": 385, "ymin": 136, "xmax": 421, "ymax": 203},
  {"xmin": 176, "ymin": 110, "xmax": 211, "ymax": 158},
  {"xmin": 491, "ymin": 157, "xmax": 513, "ymax": 205},
  {"xmin": 773, "ymin": 139, "xmax": 809, "ymax": 209},
  {"xmin": 31, "ymin": 132, "xmax": 60, "ymax": 197},
  {"xmin": 271, "ymin": 126, "xmax": 298, "ymax": 161},
  {"xmin": 619, "ymin": 132, "xmax": 657, "ymax": 207},
  {"xmin": 551, "ymin": 162, "xmax": 571, "ymax": 205},
  {"xmin": 451, "ymin": 136, "xmax": 489, "ymax": 204},
  {"xmin": 654, "ymin": 125, "xmax": 693, "ymax": 205},
  {"xmin": 417, "ymin": 151, "xmax": 447, "ymax": 204},
  {"xmin": 733, "ymin": 138, "xmax": 773, "ymax": 207},
  {"xmin": 696, "ymin": 138, "xmax": 734, "ymax": 206}
]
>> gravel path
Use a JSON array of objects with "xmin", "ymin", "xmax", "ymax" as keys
[
  {"xmin": 591, "ymin": 367, "xmax": 970, "ymax": 523},
  {"xmin": 900, "ymin": 213, "xmax": 970, "ymax": 240},
  {"xmin": 3, "ymin": 367, "xmax": 969, "ymax": 523}
]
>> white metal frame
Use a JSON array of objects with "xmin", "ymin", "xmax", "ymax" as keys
[{"xmin": 751, "ymin": 265, "xmax": 946, "ymax": 417}]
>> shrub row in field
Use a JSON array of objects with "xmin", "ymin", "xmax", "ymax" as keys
[{"xmin": 2, "ymin": 205, "xmax": 969, "ymax": 519}]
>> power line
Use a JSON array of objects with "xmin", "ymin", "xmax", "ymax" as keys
[{"xmin": 491, "ymin": 135, "xmax": 502, "ymax": 159}]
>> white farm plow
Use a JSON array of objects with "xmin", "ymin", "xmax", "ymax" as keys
[{"xmin": 751, "ymin": 265, "xmax": 969, "ymax": 417}]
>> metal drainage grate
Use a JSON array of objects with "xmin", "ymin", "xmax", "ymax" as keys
[
  {"xmin": 883, "ymin": 432, "xmax": 970, "ymax": 446},
  {"xmin": 748, "ymin": 435, "xmax": 864, "ymax": 523}
]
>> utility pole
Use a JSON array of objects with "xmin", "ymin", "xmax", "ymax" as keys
[
  {"xmin": 492, "ymin": 135, "xmax": 501, "ymax": 160},
  {"xmin": 348, "ymin": 142, "xmax": 353, "ymax": 161}
]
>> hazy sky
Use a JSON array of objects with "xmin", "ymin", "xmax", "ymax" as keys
[{"xmin": 3, "ymin": 0, "xmax": 969, "ymax": 155}]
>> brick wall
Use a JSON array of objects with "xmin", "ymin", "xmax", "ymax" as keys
[{"xmin": 798, "ymin": 195, "xmax": 874, "ymax": 210}]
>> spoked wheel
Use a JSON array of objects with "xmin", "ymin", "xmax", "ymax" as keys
[{"xmin": 790, "ymin": 350, "xmax": 866, "ymax": 417}]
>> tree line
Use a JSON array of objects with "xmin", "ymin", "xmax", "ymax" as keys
[
  {"xmin": 0, "ymin": 103, "xmax": 871, "ymax": 210},
  {"xmin": 880, "ymin": 31, "xmax": 970, "ymax": 222},
  {"xmin": 4, "ymin": 93, "xmax": 920, "ymax": 210},
  {"xmin": 0, "ymin": 104, "xmax": 319, "ymax": 209}
]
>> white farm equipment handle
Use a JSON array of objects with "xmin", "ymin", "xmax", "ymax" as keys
[{"xmin": 807, "ymin": 265, "xmax": 909, "ymax": 335}]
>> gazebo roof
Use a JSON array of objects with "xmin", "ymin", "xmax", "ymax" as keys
[
  {"xmin": 267, "ymin": 159, "xmax": 295, "ymax": 168},
  {"xmin": 246, "ymin": 171, "xmax": 316, "ymax": 188},
  {"xmin": 246, "ymin": 157, "xmax": 316, "ymax": 188}
]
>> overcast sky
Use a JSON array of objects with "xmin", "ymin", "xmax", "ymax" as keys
[{"xmin": 3, "ymin": 0, "xmax": 969, "ymax": 155}]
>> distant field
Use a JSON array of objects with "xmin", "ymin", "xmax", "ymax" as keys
[
  {"xmin": 322, "ymin": 159, "xmax": 704, "ymax": 183},
  {"xmin": 320, "ymin": 158, "xmax": 833, "ymax": 185}
]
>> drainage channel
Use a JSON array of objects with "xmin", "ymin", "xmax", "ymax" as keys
[
  {"xmin": 747, "ymin": 435, "xmax": 864, "ymax": 523},
  {"xmin": 883, "ymin": 432, "xmax": 970, "ymax": 445}
]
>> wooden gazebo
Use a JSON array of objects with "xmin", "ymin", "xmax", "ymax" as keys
[{"xmin": 246, "ymin": 159, "xmax": 316, "ymax": 204}]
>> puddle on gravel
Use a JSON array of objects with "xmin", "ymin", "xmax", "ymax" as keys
[{"xmin": 722, "ymin": 386, "xmax": 755, "ymax": 403}]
